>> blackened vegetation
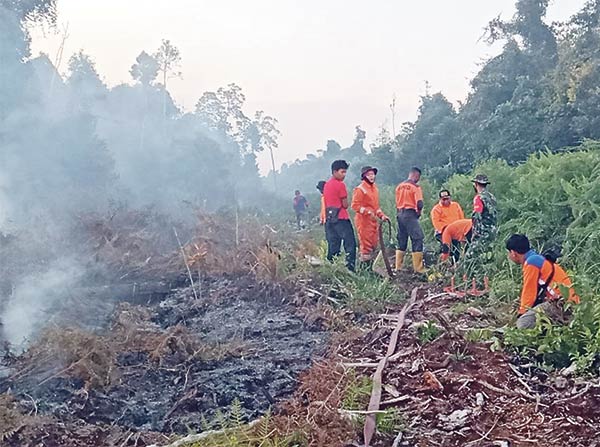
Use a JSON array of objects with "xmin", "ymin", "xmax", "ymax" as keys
[{"xmin": 0, "ymin": 274, "xmax": 327, "ymax": 439}]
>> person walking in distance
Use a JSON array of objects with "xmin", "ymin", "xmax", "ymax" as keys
[
  {"xmin": 395, "ymin": 167, "xmax": 426, "ymax": 273},
  {"xmin": 292, "ymin": 190, "xmax": 309, "ymax": 230},
  {"xmin": 323, "ymin": 160, "xmax": 357, "ymax": 271}
]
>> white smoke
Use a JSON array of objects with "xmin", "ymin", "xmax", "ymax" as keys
[{"xmin": 1, "ymin": 261, "xmax": 82, "ymax": 350}]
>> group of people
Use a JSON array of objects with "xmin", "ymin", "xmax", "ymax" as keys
[{"xmin": 300, "ymin": 159, "xmax": 579, "ymax": 329}]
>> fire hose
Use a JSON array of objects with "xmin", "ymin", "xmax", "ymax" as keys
[{"xmin": 378, "ymin": 219, "xmax": 395, "ymax": 279}]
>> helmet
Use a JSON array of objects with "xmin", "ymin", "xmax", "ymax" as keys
[{"xmin": 361, "ymin": 166, "xmax": 378, "ymax": 178}]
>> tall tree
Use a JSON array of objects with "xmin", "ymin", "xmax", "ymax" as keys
[
  {"xmin": 250, "ymin": 111, "xmax": 280, "ymax": 189},
  {"xmin": 153, "ymin": 39, "xmax": 181, "ymax": 120}
]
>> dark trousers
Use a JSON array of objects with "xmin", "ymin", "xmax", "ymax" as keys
[
  {"xmin": 325, "ymin": 219, "xmax": 357, "ymax": 271},
  {"xmin": 450, "ymin": 240, "xmax": 462, "ymax": 263},
  {"xmin": 397, "ymin": 209, "xmax": 424, "ymax": 252}
]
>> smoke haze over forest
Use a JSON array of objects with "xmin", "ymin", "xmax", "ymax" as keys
[{"xmin": 30, "ymin": 0, "xmax": 586, "ymax": 173}]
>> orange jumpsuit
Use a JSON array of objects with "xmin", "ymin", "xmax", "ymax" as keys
[
  {"xmin": 519, "ymin": 251, "xmax": 580, "ymax": 314},
  {"xmin": 351, "ymin": 181, "xmax": 387, "ymax": 260},
  {"xmin": 431, "ymin": 201, "xmax": 465, "ymax": 235},
  {"xmin": 440, "ymin": 219, "xmax": 473, "ymax": 262}
]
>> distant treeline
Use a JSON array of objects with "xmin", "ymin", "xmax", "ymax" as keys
[{"xmin": 271, "ymin": 0, "xmax": 600, "ymax": 195}]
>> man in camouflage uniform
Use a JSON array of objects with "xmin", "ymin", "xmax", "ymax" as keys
[{"xmin": 461, "ymin": 174, "xmax": 497, "ymax": 282}]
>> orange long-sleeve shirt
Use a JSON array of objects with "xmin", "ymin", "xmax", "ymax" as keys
[
  {"xmin": 351, "ymin": 181, "xmax": 385, "ymax": 219},
  {"xmin": 431, "ymin": 201, "xmax": 465, "ymax": 234},
  {"xmin": 520, "ymin": 251, "xmax": 580, "ymax": 314},
  {"xmin": 441, "ymin": 219, "xmax": 473, "ymax": 246},
  {"xmin": 395, "ymin": 180, "xmax": 423, "ymax": 212}
]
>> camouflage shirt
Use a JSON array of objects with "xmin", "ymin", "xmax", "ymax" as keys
[{"xmin": 472, "ymin": 189, "xmax": 497, "ymax": 239}]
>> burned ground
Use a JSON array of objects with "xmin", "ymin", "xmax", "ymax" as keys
[{"xmin": 0, "ymin": 274, "xmax": 328, "ymax": 446}]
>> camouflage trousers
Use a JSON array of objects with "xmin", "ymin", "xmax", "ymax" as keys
[{"xmin": 458, "ymin": 231, "xmax": 496, "ymax": 284}]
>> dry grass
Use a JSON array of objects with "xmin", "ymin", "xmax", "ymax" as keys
[
  {"xmin": 13, "ymin": 327, "xmax": 118, "ymax": 390},
  {"xmin": 272, "ymin": 360, "xmax": 357, "ymax": 447}
]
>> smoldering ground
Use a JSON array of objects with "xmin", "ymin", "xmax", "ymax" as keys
[{"xmin": 0, "ymin": 1, "xmax": 283, "ymax": 347}]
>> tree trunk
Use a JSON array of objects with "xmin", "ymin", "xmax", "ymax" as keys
[{"xmin": 269, "ymin": 146, "xmax": 277, "ymax": 190}]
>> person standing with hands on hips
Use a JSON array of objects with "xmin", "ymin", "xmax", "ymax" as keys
[{"xmin": 395, "ymin": 167, "xmax": 426, "ymax": 273}]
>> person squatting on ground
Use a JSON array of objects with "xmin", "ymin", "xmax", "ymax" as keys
[
  {"xmin": 440, "ymin": 219, "xmax": 473, "ymax": 264},
  {"xmin": 351, "ymin": 166, "xmax": 390, "ymax": 269},
  {"xmin": 316, "ymin": 180, "xmax": 326, "ymax": 225},
  {"xmin": 293, "ymin": 190, "xmax": 309, "ymax": 229},
  {"xmin": 323, "ymin": 160, "xmax": 357, "ymax": 271},
  {"xmin": 395, "ymin": 167, "xmax": 426, "ymax": 273},
  {"xmin": 431, "ymin": 189, "xmax": 464, "ymax": 244},
  {"xmin": 461, "ymin": 174, "xmax": 498, "ymax": 281},
  {"xmin": 505, "ymin": 234, "xmax": 580, "ymax": 329}
]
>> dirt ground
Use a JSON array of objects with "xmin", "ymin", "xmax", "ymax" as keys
[{"xmin": 331, "ymin": 287, "xmax": 600, "ymax": 447}]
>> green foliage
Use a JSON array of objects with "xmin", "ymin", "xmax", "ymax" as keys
[
  {"xmin": 316, "ymin": 258, "xmax": 404, "ymax": 313},
  {"xmin": 341, "ymin": 370, "xmax": 405, "ymax": 435},
  {"xmin": 375, "ymin": 407, "xmax": 406, "ymax": 435},
  {"xmin": 341, "ymin": 371, "xmax": 373, "ymax": 411},
  {"xmin": 416, "ymin": 321, "xmax": 442, "ymax": 344},
  {"xmin": 504, "ymin": 299, "xmax": 600, "ymax": 374},
  {"xmin": 449, "ymin": 346, "xmax": 474, "ymax": 363},
  {"xmin": 190, "ymin": 406, "xmax": 306, "ymax": 447}
]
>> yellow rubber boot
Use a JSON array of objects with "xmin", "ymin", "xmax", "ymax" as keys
[
  {"xmin": 395, "ymin": 250, "xmax": 405, "ymax": 271},
  {"xmin": 412, "ymin": 252, "xmax": 426, "ymax": 273}
]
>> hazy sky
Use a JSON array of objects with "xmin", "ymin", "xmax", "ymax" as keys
[{"xmin": 31, "ymin": 0, "xmax": 586, "ymax": 173}]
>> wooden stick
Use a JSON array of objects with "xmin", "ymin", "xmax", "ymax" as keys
[{"xmin": 173, "ymin": 227, "xmax": 198, "ymax": 300}]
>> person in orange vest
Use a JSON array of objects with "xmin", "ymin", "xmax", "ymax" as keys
[
  {"xmin": 440, "ymin": 219, "xmax": 473, "ymax": 264},
  {"xmin": 430, "ymin": 189, "xmax": 465, "ymax": 243},
  {"xmin": 351, "ymin": 166, "xmax": 390, "ymax": 267},
  {"xmin": 316, "ymin": 180, "xmax": 326, "ymax": 225},
  {"xmin": 395, "ymin": 167, "xmax": 425, "ymax": 273},
  {"xmin": 505, "ymin": 234, "xmax": 580, "ymax": 329}
]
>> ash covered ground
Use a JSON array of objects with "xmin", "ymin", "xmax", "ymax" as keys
[{"xmin": 0, "ymin": 274, "xmax": 327, "ymax": 439}]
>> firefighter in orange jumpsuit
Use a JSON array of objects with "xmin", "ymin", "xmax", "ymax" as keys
[
  {"xmin": 440, "ymin": 219, "xmax": 473, "ymax": 264},
  {"xmin": 506, "ymin": 234, "xmax": 580, "ymax": 329},
  {"xmin": 431, "ymin": 190, "xmax": 465, "ymax": 243},
  {"xmin": 351, "ymin": 166, "xmax": 389, "ymax": 265},
  {"xmin": 395, "ymin": 167, "xmax": 425, "ymax": 273}
]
